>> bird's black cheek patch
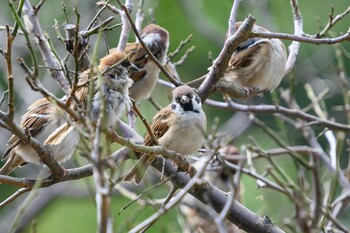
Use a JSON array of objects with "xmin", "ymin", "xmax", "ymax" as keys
[
  {"xmin": 182, "ymin": 102, "xmax": 194, "ymax": 112},
  {"xmin": 171, "ymin": 103, "xmax": 176, "ymax": 110}
]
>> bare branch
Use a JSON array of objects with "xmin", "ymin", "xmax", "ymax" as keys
[
  {"xmin": 197, "ymin": 15, "xmax": 256, "ymax": 101},
  {"xmin": 227, "ymin": 0, "xmax": 241, "ymax": 36},
  {"xmin": 22, "ymin": 0, "xmax": 70, "ymax": 93},
  {"xmin": 316, "ymin": 6, "xmax": 350, "ymax": 38},
  {"xmin": 0, "ymin": 188, "xmax": 31, "ymax": 209},
  {"xmin": 116, "ymin": 0, "xmax": 133, "ymax": 51},
  {"xmin": 284, "ymin": 0, "xmax": 303, "ymax": 75},
  {"xmin": 120, "ymin": 4, "xmax": 182, "ymax": 86},
  {"xmin": 253, "ymin": 30, "xmax": 350, "ymax": 45},
  {"xmin": 205, "ymin": 99, "xmax": 350, "ymax": 132},
  {"xmin": 3, "ymin": 25, "xmax": 15, "ymax": 119}
]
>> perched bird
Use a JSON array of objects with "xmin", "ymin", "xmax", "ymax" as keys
[
  {"xmin": 0, "ymin": 98, "xmax": 80, "ymax": 175},
  {"xmin": 0, "ymin": 51, "xmax": 133, "ymax": 175},
  {"xmin": 188, "ymin": 22, "xmax": 287, "ymax": 95},
  {"xmin": 124, "ymin": 85, "xmax": 207, "ymax": 184},
  {"xmin": 111, "ymin": 24, "xmax": 169, "ymax": 102}
]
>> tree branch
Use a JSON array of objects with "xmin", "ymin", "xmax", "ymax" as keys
[
  {"xmin": 197, "ymin": 15, "xmax": 256, "ymax": 101},
  {"xmin": 22, "ymin": 0, "xmax": 69, "ymax": 93}
]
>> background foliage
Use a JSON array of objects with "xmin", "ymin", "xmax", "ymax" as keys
[{"xmin": 0, "ymin": 0, "xmax": 350, "ymax": 232}]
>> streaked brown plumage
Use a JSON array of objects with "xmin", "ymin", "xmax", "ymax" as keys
[
  {"xmin": 188, "ymin": 22, "xmax": 287, "ymax": 95},
  {"xmin": 220, "ymin": 22, "xmax": 287, "ymax": 93},
  {"xmin": 111, "ymin": 24, "xmax": 169, "ymax": 102},
  {"xmin": 1, "ymin": 52, "xmax": 133, "ymax": 175},
  {"xmin": 124, "ymin": 85, "xmax": 207, "ymax": 184}
]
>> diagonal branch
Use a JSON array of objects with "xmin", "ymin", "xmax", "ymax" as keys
[
  {"xmin": 22, "ymin": 0, "xmax": 69, "ymax": 93},
  {"xmin": 197, "ymin": 15, "xmax": 256, "ymax": 101}
]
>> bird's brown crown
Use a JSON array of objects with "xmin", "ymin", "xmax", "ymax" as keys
[
  {"xmin": 99, "ymin": 51, "xmax": 128, "ymax": 69},
  {"xmin": 172, "ymin": 85, "xmax": 196, "ymax": 98},
  {"xmin": 142, "ymin": 24, "xmax": 169, "ymax": 38}
]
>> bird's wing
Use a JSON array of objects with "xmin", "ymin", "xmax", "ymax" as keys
[
  {"xmin": 44, "ymin": 72, "xmax": 91, "ymax": 146},
  {"xmin": 144, "ymin": 105, "xmax": 173, "ymax": 146},
  {"xmin": 3, "ymin": 98, "xmax": 51, "ymax": 160},
  {"xmin": 229, "ymin": 41, "xmax": 268, "ymax": 71}
]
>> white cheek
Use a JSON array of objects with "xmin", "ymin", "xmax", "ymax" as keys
[
  {"xmin": 143, "ymin": 33, "xmax": 161, "ymax": 44},
  {"xmin": 172, "ymin": 102, "xmax": 182, "ymax": 114}
]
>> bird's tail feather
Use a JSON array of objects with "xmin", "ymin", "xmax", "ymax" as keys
[
  {"xmin": 0, "ymin": 153, "xmax": 26, "ymax": 176},
  {"xmin": 123, "ymin": 154, "xmax": 155, "ymax": 184}
]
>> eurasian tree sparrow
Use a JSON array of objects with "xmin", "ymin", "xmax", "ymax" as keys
[
  {"xmin": 188, "ymin": 22, "xmax": 287, "ymax": 95},
  {"xmin": 0, "ymin": 51, "xmax": 133, "ymax": 175},
  {"xmin": 221, "ymin": 22, "xmax": 287, "ymax": 93},
  {"xmin": 111, "ymin": 24, "xmax": 169, "ymax": 102},
  {"xmin": 124, "ymin": 85, "xmax": 207, "ymax": 184}
]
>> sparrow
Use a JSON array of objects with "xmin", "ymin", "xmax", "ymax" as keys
[
  {"xmin": 110, "ymin": 24, "xmax": 169, "ymax": 102},
  {"xmin": 188, "ymin": 22, "xmax": 287, "ymax": 95},
  {"xmin": 124, "ymin": 85, "xmax": 207, "ymax": 184},
  {"xmin": 45, "ymin": 51, "xmax": 134, "ymax": 144},
  {"xmin": 0, "ymin": 51, "xmax": 133, "ymax": 175},
  {"xmin": 0, "ymin": 98, "xmax": 80, "ymax": 175}
]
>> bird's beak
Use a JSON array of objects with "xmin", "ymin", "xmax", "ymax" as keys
[
  {"xmin": 180, "ymin": 95, "xmax": 190, "ymax": 104},
  {"xmin": 129, "ymin": 63, "xmax": 140, "ymax": 72}
]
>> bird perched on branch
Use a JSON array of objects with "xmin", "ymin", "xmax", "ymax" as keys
[
  {"xmin": 124, "ymin": 85, "xmax": 207, "ymax": 184},
  {"xmin": 0, "ymin": 51, "xmax": 133, "ymax": 175},
  {"xmin": 111, "ymin": 24, "xmax": 169, "ymax": 102},
  {"xmin": 188, "ymin": 22, "xmax": 287, "ymax": 96}
]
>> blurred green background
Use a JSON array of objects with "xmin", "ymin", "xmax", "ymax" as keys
[{"xmin": 1, "ymin": 0, "xmax": 350, "ymax": 232}]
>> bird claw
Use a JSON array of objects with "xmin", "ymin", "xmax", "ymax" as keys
[{"xmin": 243, "ymin": 87, "xmax": 262, "ymax": 97}]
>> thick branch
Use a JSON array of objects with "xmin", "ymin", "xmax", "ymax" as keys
[
  {"xmin": 151, "ymin": 157, "xmax": 284, "ymax": 233},
  {"xmin": 285, "ymin": 0, "xmax": 303, "ymax": 75},
  {"xmin": 197, "ymin": 15, "xmax": 256, "ymax": 101}
]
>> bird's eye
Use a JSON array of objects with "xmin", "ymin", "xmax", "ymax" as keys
[
  {"xmin": 108, "ymin": 73, "xmax": 116, "ymax": 79},
  {"xmin": 220, "ymin": 172, "xmax": 229, "ymax": 181}
]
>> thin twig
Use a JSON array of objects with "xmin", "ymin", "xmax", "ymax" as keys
[
  {"xmin": 120, "ymin": 4, "xmax": 182, "ymax": 87},
  {"xmin": 205, "ymin": 99, "xmax": 350, "ymax": 132},
  {"xmin": 173, "ymin": 46, "xmax": 195, "ymax": 66},
  {"xmin": 253, "ymin": 30, "xmax": 350, "ymax": 45},
  {"xmin": 33, "ymin": 0, "xmax": 46, "ymax": 14},
  {"xmin": 316, "ymin": 6, "xmax": 350, "ymax": 38},
  {"xmin": 0, "ymin": 188, "xmax": 31, "ymax": 209},
  {"xmin": 4, "ymin": 25, "xmax": 15, "ymax": 120},
  {"xmin": 132, "ymin": 100, "xmax": 158, "ymax": 145},
  {"xmin": 166, "ymin": 34, "xmax": 193, "ymax": 63},
  {"xmin": 117, "ymin": 175, "xmax": 174, "ymax": 215}
]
